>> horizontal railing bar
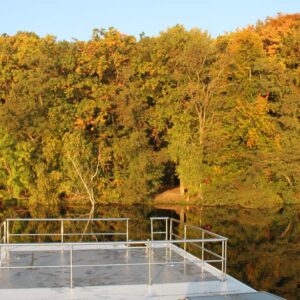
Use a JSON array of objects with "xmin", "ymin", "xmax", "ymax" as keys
[
  {"xmin": 203, "ymin": 260, "xmax": 223, "ymax": 263},
  {"xmin": 0, "ymin": 259, "xmax": 213, "ymax": 270},
  {"xmin": 152, "ymin": 231, "xmax": 167, "ymax": 234},
  {"xmin": 170, "ymin": 218, "xmax": 182, "ymax": 224},
  {"xmin": 6, "ymin": 218, "xmax": 129, "ymax": 222},
  {"xmin": 150, "ymin": 217, "xmax": 169, "ymax": 220},
  {"xmin": 189, "ymin": 241, "xmax": 223, "ymax": 259},
  {"xmin": 189, "ymin": 241, "xmax": 203, "ymax": 250},
  {"xmin": 0, "ymin": 265, "xmax": 70, "ymax": 269},
  {"xmin": 0, "ymin": 238, "xmax": 225, "ymax": 247},
  {"xmin": 170, "ymin": 218, "xmax": 227, "ymax": 240},
  {"xmin": 68, "ymin": 261, "xmax": 201, "ymax": 268},
  {"xmin": 171, "ymin": 233, "xmax": 181, "ymax": 239},
  {"xmin": 186, "ymin": 224, "xmax": 227, "ymax": 240},
  {"xmin": 9, "ymin": 233, "xmax": 61, "ymax": 236},
  {"xmin": 63, "ymin": 233, "xmax": 126, "ymax": 236},
  {"xmin": 9, "ymin": 232, "xmax": 126, "ymax": 237},
  {"xmin": 202, "ymin": 247, "xmax": 223, "ymax": 259}
]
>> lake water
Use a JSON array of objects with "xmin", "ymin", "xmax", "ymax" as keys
[{"xmin": 0, "ymin": 202, "xmax": 299, "ymax": 299}]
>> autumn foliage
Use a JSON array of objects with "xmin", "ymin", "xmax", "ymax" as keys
[{"xmin": 0, "ymin": 14, "xmax": 299, "ymax": 207}]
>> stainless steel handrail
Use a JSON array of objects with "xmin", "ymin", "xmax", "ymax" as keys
[
  {"xmin": 170, "ymin": 218, "xmax": 226, "ymax": 239},
  {"xmin": 0, "ymin": 216, "xmax": 228, "ymax": 287},
  {"xmin": 150, "ymin": 217, "xmax": 169, "ymax": 241},
  {"xmin": 9, "ymin": 232, "xmax": 127, "ymax": 236},
  {"xmin": 0, "ymin": 239, "xmax": 226, "ymax": 288},
  {"xmin": 169, "ymin": 218, "xmax": 227, "ymax": 280},
  {"xmin": 1, "ymin": 218, "xmax": 130, "ymax": 244},
  {"xmin": 0, "ymin": 221, "xmax": 6, "ymax": 244},
  {"xmin": 6, "ymin": 218, "xmax": 130, "ymax": 221},
  {"xmin": 185, "ymin": 223, "xmax": 227, "ymax": 239},
  {"xmin": 0, "ymin": 237, "xmax": 225, "ymax": 247}
]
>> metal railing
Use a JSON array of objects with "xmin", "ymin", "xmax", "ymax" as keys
[
  {"xmin": 0, "ymin": 238, "xmax": 226, "ymax": 288},
  {"xmin": 0, "ymin": 217, "xmax": 228, "ymax": 288},
  {"xmin": 169, "ymin": 218, "xmax": 227, "ymax": 279},
  {"xmin": 0, "ymin": 221, "xmax": 6, "ymax": 244},
  {"xmin": 0, "ymin": 218, "xmax": 129, "ymax": 244},
  {"xmin": 150, "ymin": 217, "xmax": 169, "ymax": 241}
]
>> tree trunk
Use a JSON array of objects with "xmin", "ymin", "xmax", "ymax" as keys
[
  {"xmin": 179, "ymin": 208, "xmax": 186, "ymax": 223},
  {"xmin": 180, "ymin": 179, "xmax": 185, "ymax": 195}
]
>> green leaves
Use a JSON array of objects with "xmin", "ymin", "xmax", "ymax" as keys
[{"xmin": 0, "ymin": 15, "xmax": 299, "ymax": 206}]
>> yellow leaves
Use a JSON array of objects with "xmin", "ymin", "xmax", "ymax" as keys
[
  {"xmin": 94, "ymin": 113, "xmax": 108, "ymax": 126},
  {"xmin": 274, "ymin": 134, "xmax": 282, "ymax": 150},
  {"xmin": 74, "ymin": 112, "xmax": 108, "ymax": 132},
  {"xmin": 10, "ymin": 33, "xmax": 44, "ymax": 66},
  {"xmin": 44, "ymin": 35, "xmax": 56, "ymax": 45},
  {"xmin": 213, "ymin": 165, "xmax": 222, "ymax": 174},
  {"xmin": 225, "ymin": 28, "xmax": 267, "ymax": 81},
  {"xmin": 49, "ymin": 170, "xmax": 63, "ymax": 181},
  {"xmin": 255, "ymin": 93, "xmax": 268, "ymax": 114},
  {"xmin": 246, "ymin": 128, "xmax": 259, "ymax": 148},
  {"xmin": 74, "ymin": 29, "xmax": 135, "ymax": 80},
  {"xmin": 74, "ymin": 118, "xmax": 85, "ymax": 129},
  {"xmin": 228, "ymin": 27, "xmax": 264, "ymax": 56},
  {"xmin": 236, "ymin": 93, "xmax": 277, "ymax": 150},
  {"xmin": 104, "ymin": 37, "xmax": 119, "ymax": 48},
  {"xmin": 74, "ymin": 117, "xmax": 96, "ymax": 131},
  {"xmin": 96, "ymin": 59, "xmax": 107, "ymax": 79}
]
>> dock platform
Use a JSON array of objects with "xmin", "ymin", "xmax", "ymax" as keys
[{"xmin": 0, "ymin": 217, "xmax": 283, "ymax": 299}]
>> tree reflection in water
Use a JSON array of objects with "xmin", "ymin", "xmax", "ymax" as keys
[{"xmin": 0, "ymin": 203, "xmax": 299, "ymax": 299}]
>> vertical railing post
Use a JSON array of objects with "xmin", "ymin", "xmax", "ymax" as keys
[
  {"xmin": 3, "ymin": 221, "xmax": 6, "ymax": 244},
  {"xmin": 150, "ymin": 219, "xmax": 153, "ymax": 241},
  {"xmin": 6, "ymin": 220, "xmax": 9, "ymax": 244},
  {"xmin": 148, "ymin": 239, "xmax": 151, "ymax": 286},
  {"xmin": 221, "ymin": 240, "xmax": 224, "ymax": 281},
  {"xmin": 126, "ymin": 219, "xmax": 129, "ymax": 245},
  {"xmin": 169, "ymin": 219, "xmax": 173, "ymax": 258},
  {"xmin": 201, "ymin": 231, "xmax": 204, "ymax": 266},
  {"xmin": 165, "ymin": 218, "xmax": 168, "ymax": 262},
  {"xmin": 61, "ymin": 220, "xmax": 64, "ymax": 243},
  {"xmin": 224, "ymin": 239, "xmax": 227, "ymax": 279},
  {"xmin": 70, "ymin": 245, "xmax": 73, "ymax": 288},
  {"xmin": 184, "ymin": 224, "xmax": 187, "ymax": 252},
  {"xmin": 165, "ymin": 218, "xmax": 168, "ymax": 241},
  {"xmin": 169, "ymin": 219, "xmax": 173, "ymax": 241}
]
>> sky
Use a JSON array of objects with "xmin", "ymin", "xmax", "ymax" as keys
[{"xmin": 1, "ymin": 0, "xmax": 299, "ymax": 40}]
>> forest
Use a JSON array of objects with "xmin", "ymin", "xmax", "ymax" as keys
[{"xmin": 0, "ymin": 13, "xmax": 299, "ymax": 207}]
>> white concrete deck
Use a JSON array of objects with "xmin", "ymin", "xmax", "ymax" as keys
[{"xmin": 0, "ymin": 243, "xmax": 255, "ymax": 299}]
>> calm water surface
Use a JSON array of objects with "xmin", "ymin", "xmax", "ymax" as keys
[{"xmin": 0, "ymin": 203, "xmax": 299, "ymax": 299}]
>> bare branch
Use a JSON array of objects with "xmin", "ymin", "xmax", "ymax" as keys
[
  {"xmin": 91, "ymin": 146, "xmax": 101, "ymax": 181},
  {"xmin": 71, "ymin": 158, "xmax": 95, "ymax": 206}
]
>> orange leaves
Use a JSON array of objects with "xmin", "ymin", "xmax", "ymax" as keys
[
  {"xmin": 256, "ymin": 13, "xmax": 300, "ymax": 55},
  {"xmin": 74, "ymin": 28, "xmax": 135, "ymax": 82},
  {"xmin": 74, "ymin": 118, "xmax": 85, "ymax": 129},
  {"xmin": 74, "ymin": 117, "xmax": 98, "ymax": 132},
  {"xmin": 255, "ymin": 93, "xmax": 269, "ymax": 115},
  {"xmin": 225, "ymin": 28, "xmax": 266, "ymax": 82},
  {"xmin": 228, "ymin": 27, "xmax": 264, "ymax": 57}
]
